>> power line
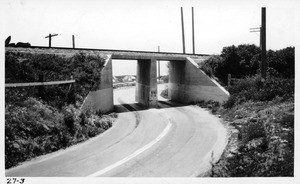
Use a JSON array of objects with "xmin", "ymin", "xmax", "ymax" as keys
[{"xmin": 250, "ymin": 26, "xmax": 261, "ymax": 47}]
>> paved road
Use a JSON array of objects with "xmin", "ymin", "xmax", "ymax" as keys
[{"xmin": 6, "ymin": 84, "xmax": 227, "ymax": 177}]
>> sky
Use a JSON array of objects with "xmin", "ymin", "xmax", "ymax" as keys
[{"xmin": 1, "ymin": 0, "xmax": 296, "ymax": 75}]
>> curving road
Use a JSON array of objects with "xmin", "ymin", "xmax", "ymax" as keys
[{"xmin": 6, "ymin": 84, "xmax": 227, "ymax": 177}]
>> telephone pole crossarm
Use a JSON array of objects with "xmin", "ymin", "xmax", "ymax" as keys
[{"xmin": 45, "ymin": 34, "xmax": 58, "ymax": 38}]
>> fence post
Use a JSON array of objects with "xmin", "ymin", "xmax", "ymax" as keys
[
  {"xmin": 70, "ymin": 75, "xmax": 75, "ymax": 104},
  {"xmin": 38, "ymin": 74, "xmax": 44, "ymax": 98},
  {"xmin": 228, "ymin": 74, "xmax": 231, "ymax": 87}
]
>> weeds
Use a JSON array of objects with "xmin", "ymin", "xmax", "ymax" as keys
[
  {"xmin": 224, "ymin": 75, "xmax": 294, "ymax": 108},
  {"xmin": 5, "ymin": 98, "xmax": 117, "ymax": 169},
  {"xmin": 195, "ymin": 75, "xmax": 294, "ymax": 177},
  {"xmin": 5, "ymin": 51, "xmax": 116, "ymax": 169}
]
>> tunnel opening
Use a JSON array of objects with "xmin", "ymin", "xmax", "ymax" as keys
[
  {"xmin": 112, "ymin": 59, "xmax": 144, "ymax": 112},
  {"xmin": 157, "ymin": 60, "xmax": 189, "ymax": 108},
  {"xmin": 156, "ymin": 60, "xmax": 170, "ymax": 102},
  {"xmin": 111, "ymin": 59, "xmax": 186, "ymax": 113},
  {"xmin": 155, "ymin": 60, "xmax": 185, "ymax": 109}
]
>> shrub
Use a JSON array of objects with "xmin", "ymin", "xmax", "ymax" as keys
[
  {"xmin": 5, "ymin": 50, "xmax": 115, "ymax": 169},
  {"xmin": 5, "ymin": 97, "xmax": 117, "ymax": 169},
  {"xmin": 211, "ymin": 98, "xmax": 294, "ymax": 177},
  {"xmin": 200, "ymin": 55, "xmax": 224, "ymax": 82},
  {"xmin": 240, "ymin": 119, "xmax": 266, "ymax": 143},
  {"xmin": 224, "ymin": 76, "xmax": 294, "ymax": 108},
  {"xmin": 63, "ymin": 111, "xmax": 75, "ymax": 134},
  {"xmin": 5, "ymin": 97, "xmax": 64, "ymax": 168},
  {"xmin": 5, "ymin": 51, "xmax": 106, "ymax": 108},
  {"xmin": 200, "ymin": 63, "xmax": 213, "ymax": 77},
  {"xmin": 268, "ymin": 47, "xmax": 295, "ymax": 78},
  {"xmin": 200, "ymin": 45, "xmax": 294, "ymax": 85}
]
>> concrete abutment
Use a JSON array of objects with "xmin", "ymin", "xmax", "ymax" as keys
[
  {"xmin": 81, "ymin": 55, "xmax": 114, "ymax": 113},
  {"xmin": 168, "ymin": 58, "xmax": 229, "ymax": 104}
]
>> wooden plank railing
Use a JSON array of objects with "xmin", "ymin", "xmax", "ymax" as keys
[{"xmin": 5, "ymin": 79, "xmax": 75, "ymax": 88}]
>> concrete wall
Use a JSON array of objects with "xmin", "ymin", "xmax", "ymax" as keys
[
  {"xmin": 169, "ymin": 58, "xmax": 229, "ymax": 104},
  {"xmin": 168, "ymin": 60, "xmax": 186, "ymax": 101},
  {"xmin": 135, "ymin": 59, "xmax": 157, "ymax": 107},
  {"xmin": 81, "ymin": 55, "xmax": 114, "ymax": 113}
]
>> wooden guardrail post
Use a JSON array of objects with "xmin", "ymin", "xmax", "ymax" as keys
[
  {"xmin": 38, "ymin": 73, "xmax": 44, "ymax": 98},
  {"xmin": 228, "ymin": 74, "xmax": 231, "ymax": 87},
  {"xmin": 68, "ymin": 75, "xmax": 76, "ymax": 104}
]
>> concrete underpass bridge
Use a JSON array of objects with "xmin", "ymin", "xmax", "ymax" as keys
[{"xmin": 6, "ymin": 47, "xmax": 230, "ymax": 113}]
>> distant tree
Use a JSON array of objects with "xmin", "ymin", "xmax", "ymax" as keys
[
  {"xmin": 200, "ymin": 55, "xmax": 223, "ymax": 77},
  {"xmin": 267, "ymin": 47, "xmax": 294, "ymax": 78},
  {"xmin": 201, "ymin": 44, "xmax": 294, "ymax": 85},
  {"xmin": 203, "ymin": 44, "xmax": 260, "ymax": 84},
  {"xmin": 236, "ymin": 44, "xmax": 261, "ymax": 75}
]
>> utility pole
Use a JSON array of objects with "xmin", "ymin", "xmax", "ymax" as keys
[
  {"xmin": 158, "ymin": 46, "xmax": 160, "ymax": 79},
  {"xmin": 45, "ymin": 33, "xmax": 58, "ymax": 48},
  {"xmin": 250, "ymin": 8, "xmax": 266, "ymax": 81},
  {"xmin": 261, "ymin": 7, "xmax": 267, "ymax": 81},
  {"xmin": 72, "ymin": 35, "xmax": 75, "ymax": 48},
  {"xmin": 192, "ymin": 7, "xmax": 195, "ymax": 54},
  {"xmin": 181, "ymin": 7, "xmax": 186, "ymax": 54}
]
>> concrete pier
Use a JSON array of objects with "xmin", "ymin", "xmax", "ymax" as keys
[
  {"xmin": 168, "ymin": 60, "xmax": 186, "ymax": 101},
  {"xmin": 136, "ymin": 59, "xmax": 158, "ymax": 107}
]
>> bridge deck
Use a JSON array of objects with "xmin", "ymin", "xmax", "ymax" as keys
[{"xmin": 5, "ymin": 46, "xmax": 210, "ymax": 61}]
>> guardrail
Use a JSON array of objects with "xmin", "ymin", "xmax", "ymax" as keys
[
  {"xmin": 5, "ymin": 76, "xmax": 75, "ymax": 100},
  {"xmin": 5, "ymin": 80, "xmax": 76, "ymax": 88}
]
